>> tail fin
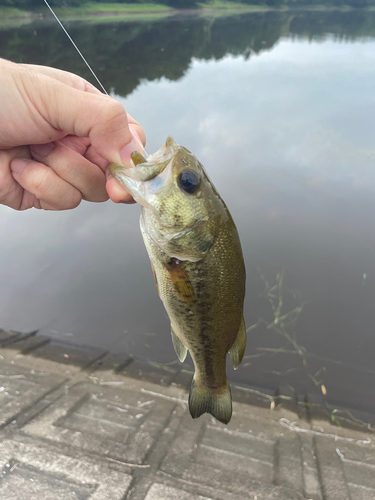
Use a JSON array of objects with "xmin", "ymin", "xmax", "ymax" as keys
[{"xmin": 188, "ymin": 378, "xmax": 232, "ymax": 424}]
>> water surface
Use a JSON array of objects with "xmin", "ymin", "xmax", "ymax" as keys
[{"xmin": 1, "ymin": 11, "xmax": 375, "ymax": 418}]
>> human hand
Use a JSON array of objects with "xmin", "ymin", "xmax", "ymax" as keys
[{"xmin": 0, "ymin": 58, "xmax": 145, "ymax": 210}]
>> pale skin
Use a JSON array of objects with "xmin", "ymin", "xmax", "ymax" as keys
[{"xmin": 0, "ymin": 58, "xmax": 145, "ymax": 210}]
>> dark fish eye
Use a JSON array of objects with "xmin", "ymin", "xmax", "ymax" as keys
[{"xmin": 178, "ymin": 170, "xmax": 200, "ymax": 194}]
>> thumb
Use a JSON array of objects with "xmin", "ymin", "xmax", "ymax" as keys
[
  {"xmin": 3, "ymin": 62, "xmax": 143, "ymax": 166},
  {"xmin": 38, "ymin": 78, "xmax": 141, "ymax": 166}
]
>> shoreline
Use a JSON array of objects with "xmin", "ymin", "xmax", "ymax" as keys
[{"xmin": 0, "ymin": 3, "xmax": 364, "ymax": 23}]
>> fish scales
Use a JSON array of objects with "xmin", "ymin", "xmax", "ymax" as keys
[
  {"xmin": 110, "ymin": 136, "xmax": 246, "ymax": 424},
  {"xmin": 40, "ymin": 1, "xmax": 246, "ymax": 423}
]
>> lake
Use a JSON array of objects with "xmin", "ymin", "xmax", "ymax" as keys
[{"xmin": 1, "ymin": 9, "xmax": 375, "ymax": 422}]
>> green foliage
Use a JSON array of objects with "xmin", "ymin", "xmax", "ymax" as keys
[
  {"xmin": 3, "ymin": 0, "xmax": 375, "ymax": 10},
  {"xmin": 2, "ymin": 10, "xmax": 375, "ymax": 94}
]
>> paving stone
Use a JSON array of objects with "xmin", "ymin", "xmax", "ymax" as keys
[
  {"xmin": 336, "ymin": 440, "xmax": 375, "ymax": 465},
  {"xmin": 0, "ymin": 335, "xmax": 375, "ymax": 500},
  {"xmin": 313, "ymin": 434, "xmax": 375, "ymax": 500},
  {"xmin": 275, "ymin": 385, "xmax": 299, "ymax": 414},
  {"xmin": 201, "ymin": 425, "xmax": 274, "ymax": 462},
  {"xmin": 121, "ymin": 359, "xmax": 179, "ymax": 386},
  {"xmin": 304, "ymin": 393, "xmax": 329, "ymax": 422},
  {"xmin": 0, "ymin": 328, "xmax": 22, "ymax": 347},
  {"xmin": 300, "ymin": 435, "xmax": 323, "ymax": 500},
  {"xmin": 295, "ymin": 394, "xmax": 310, "ymax": 421},
  {"xmin": 21, "ymin": 381, "xmax": 176, "ymax": 464},
  {"xmin": 161, "ymin": 409, "xmax": 304, "ymax": 499},
  {"xmin": 0, "ymin": 439, "xmax": 131, "ymax": 500},
  {"xmin": 170, "ymin": 368, "xmax": 193, "ymax": 391},
  {"xmin": 197, "ymin": 426, "xmax": 274, "ymax": 481},
  {"xmin": 274, "ymin": 434, "xmax": 304, "ymax": 492},
  {"xmin": 144, "ymin": 483, "xmax": 211, "ymax": 500},
  {"xmin": 0, "ymin": 462, "xmax": 96, "ymax": 500},
  {"xmin": 310, "ymin": 413, "xmax": 375, "ymax": 442},
  {"xmin": 0, "ymin": 361, "xmax": 65, "ymax": 429},
  {"xmin": 90, "ymin": 352, "xmax": 133, "ymax": 373},
  {"xmin": 152, "ymin": 474, "xmax": 288, "ymax": 500},
  {"xmin": 343, "ymin": 460, "xmax": 375, "ymax": 491},
  {"xmin": 347, "ymin": 484, "xmax": 375, "ymax": 500},
  {"xmin": 231, "ymin": 384, "xmax": 274, "ymax": 408},
  {"xmin": 314, "ymin": 435, "xmax": 351, "ymax": 500},
  {"xmin": 336, "ymin": 443, "xmax": 375, "ymax": 499},
  {"xmin": 6, "ymin": 334, "xmax": 51, "ymax": 354},
  {"xmin": 29, "ymin": 340, "xmax": 106, "ymax": 369}
]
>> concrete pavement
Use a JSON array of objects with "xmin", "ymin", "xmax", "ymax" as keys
[{"xmin": 0, "ymin": 327, "xmax": 374, "ymax": 500}]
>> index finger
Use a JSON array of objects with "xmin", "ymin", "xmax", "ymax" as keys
[{"xmin": 20, "ymin": 64, "xmax": 102, "ymax": 95}]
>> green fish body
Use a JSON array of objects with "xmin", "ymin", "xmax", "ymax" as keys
[{"xmin": 110, "ymin": 137, "xmax": 246, "ymax": 424}]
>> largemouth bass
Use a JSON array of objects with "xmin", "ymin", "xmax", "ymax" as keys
[{"xmin": 110, "ymin": 137, "xmax": 246, "ymax": 424}]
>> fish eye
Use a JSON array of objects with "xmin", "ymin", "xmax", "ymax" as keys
[{"xmin": 178, "ymin": 169, "xmax": 200, "ymax": 194}]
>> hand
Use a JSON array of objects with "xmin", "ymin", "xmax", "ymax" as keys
[{"xmin": 0, "ymin": 58, "xmax": 145, "ymax": 210}]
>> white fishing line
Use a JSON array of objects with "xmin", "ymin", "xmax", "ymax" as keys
[{"xmin": 42, "ymin": 0, "xmax": 109, "ymax": 95}]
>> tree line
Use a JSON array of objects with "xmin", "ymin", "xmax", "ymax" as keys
[
  {"xmin": 1, "ymin": 11, "xmax": 375, "ymax": 96},
  {"xmin": 2, "ymin": 0, "xmax": 375, "ymax": 11}
]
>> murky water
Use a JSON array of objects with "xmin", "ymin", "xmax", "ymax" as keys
[{"xmin": 1, "ymin": 11, "xmax": 375, "ymax": 416}]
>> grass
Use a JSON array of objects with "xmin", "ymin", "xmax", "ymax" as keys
[
  {"xmin": 242, "ymin": 269, "xmax": 375, "ymax": 430},
  {"xmin": 0, "ymin": 6, "xmax": 35, "ymax": 17},
  {"xmin": 53, "ymin": 2, "xmax": 172, "ymax": 20},
  {"xmin": 0, "ymin": 2, "xmax": 366, "ymax": 23},
  {"xmin": 244, "ymin": 269, "xmax": 327, "ymax": 388},
  {"xmin": 0, "ymin": 2, "xmax": 172, "ymax": 24},
  {"xmin": 58, "ymin": 2, "xmax": 172, "ymax": 12},
  {"xmin": 198, "ymin": 0, "xmax": 270, "ymax": 10}
]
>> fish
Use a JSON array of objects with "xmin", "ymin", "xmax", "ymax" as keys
[{"xmin": 110, "ymin": 137, "xmax": 246, "ymax": 424}]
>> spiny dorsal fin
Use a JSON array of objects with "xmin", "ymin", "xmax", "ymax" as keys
[
  {"xmin": 171, "ymin": 325, "xmax": 187, "ymax": 362},
  {"xmin": 229, "ymin": 317, "xmax": 246, "ymax": 370}
]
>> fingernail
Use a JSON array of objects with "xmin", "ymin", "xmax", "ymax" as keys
[
  {"xmin": 10, "ymin": 158, "xmax": 30, "ymax": 174},
  {"xmin": 31, "ymin": 143, "xmax": 55, "ymax": 157},
  {"xmin": 120, "ymin": 198, "xmax": 136, "ymax": 205},
  {"xmin": 119, "ymin": 135, "xmax": 145, "ymax": 167}
]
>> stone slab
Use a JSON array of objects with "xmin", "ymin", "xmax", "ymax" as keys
[
  {"xmin": 120, "ymin": 359, "xmax": 179, "ymax": 386},
  {"xmin": 0, "ymin": 360, "xmax": 65, "ymax": 429},
  {"xmin": 0, "ymin": 335, "xmax": 374, "ymax": 500},
  {"xmin": 21, "ymin": 381, "xmax": 176, "ymax": 464},
  {"xmin": 0, "ymin": 439, "xmax": 131, "ymax": 500},
  {"xmin": 145, "ymin": 483, "xmax": 211, "ymax": 500},
  {"xmin": 0, "ymin": 328, "xmax": 22, "ymax": 347},
  {"xmin": 161, "ymin": 409, "xmax": 304, "ymax": 499}
]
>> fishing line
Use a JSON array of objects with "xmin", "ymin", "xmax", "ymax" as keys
[{"xmin": 42, "ymin": 0, "xmax": 109, "ymax": 95}]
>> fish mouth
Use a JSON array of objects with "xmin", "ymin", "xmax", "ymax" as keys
[
  {"xmin": 109, "ymin": 163, "xmax": 137, "ymax": 180},
  {"xmin": 108, "ymin": 163, "xmax": 152, "ymax": 208}
]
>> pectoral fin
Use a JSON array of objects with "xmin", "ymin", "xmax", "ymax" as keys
[
  {"xmin": 171, "ymin": 325, "xmax": 187, "ymax": 362},
  {"xmin": 164, "ymin": 261, "xmax": 195, "ymax": 303},
  {"xmin": 229, "ymin": 317, "xmax": 246, "ymax": 370}
]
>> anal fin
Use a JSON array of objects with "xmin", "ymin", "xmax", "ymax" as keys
[
  {"xmin": 171, "ymin": 325, "xmax": 187, "ymax": 362},
  {"xmin": 229, "ymin": 317, "xmax": 246, "ymax": 370}
]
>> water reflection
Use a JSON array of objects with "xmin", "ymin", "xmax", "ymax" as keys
[
  {"xmin": 2, "ymin": 11, "xmax": 375, "ymax": 97},
  {"xmin": 1, "ymin": 11, "xmax": 375, "ymax": 417}
]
